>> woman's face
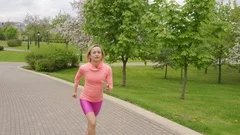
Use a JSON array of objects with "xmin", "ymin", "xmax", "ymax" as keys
[{"xmin": 89, "ymin": 47, "xmax": 102, "ymax": 62}]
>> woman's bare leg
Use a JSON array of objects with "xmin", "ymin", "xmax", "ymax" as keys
[{"xmin": 86, "ymin": 112, "xmax": 96, "ymax": 135}]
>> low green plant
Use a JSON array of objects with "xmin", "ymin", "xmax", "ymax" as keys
[
  {"xmin": 0, "ymin": 46, "xmax": 4, "ymax": 51},
  {"xmin": 25, "ymin": 52, "xmax": 44, "ymax": 69},
  {"xmin": 35, "ymin": 59, "xmax": 55, "ymax": 72},
  {"xmin": 7, "ymin": 39, "xmax": 22, "ymax": 47},
  {"xmin": 25, "ymin": 46, "xmax": 79, "ymax": 72}
]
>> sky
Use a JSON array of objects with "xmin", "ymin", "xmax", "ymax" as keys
[
  {"xmin": 0, "ymin": 0, "xmax": 77, "ymax": 22},
  {"xmin": 0, "ymin": 0, "xmax": 239, "ymax": 23}
]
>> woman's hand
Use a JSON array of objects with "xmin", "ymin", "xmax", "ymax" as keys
[
  {"xmin": 72, "ymin": 92, "xmax": 77, "ymax": 98},
  {"xmin": 101, "ymin": 81, "xmax": 109, "ymax": 91}
]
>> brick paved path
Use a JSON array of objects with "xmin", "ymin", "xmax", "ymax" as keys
[{"xmin": 0, "ymin": 62, "xmax": 201, "ymax": 135}]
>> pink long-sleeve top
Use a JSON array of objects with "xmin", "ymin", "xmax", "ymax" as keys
[{"xmin": 74, "ymin": 62, "xmax": 113, "ymax": 102}]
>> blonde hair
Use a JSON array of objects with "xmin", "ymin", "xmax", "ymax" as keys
[{"xmin": 86, "ymin": 44, "xmax": 105, "ymax": 62}]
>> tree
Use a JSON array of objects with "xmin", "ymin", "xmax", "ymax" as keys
[
  {"xmin": 24, "ymin": 14, "xmax": 42, "ymax": 45},
  {"xmin": 149, "ymin": 0, "xmax": 216, "ymax": 99},
  {"xmin": 51, "ymin": 0, "xmax": 92, "ymax": 50},
  {"xmin": 142, "ymin": 0, "xmax": 181, "ymax": 79},
  {"xmin": 177, "ymin": 0, "xmax": 217, "ymax": 99},
  {"xmin": 0, "ymin": 28, "xmax": 5, "ymax": 40},
  {"xmin": 152, "ymin": 47, "xmax": 175, "ymax": 79},
  {"xmin": 83, "ymin": 0, "xmax": 149, "ymax": 87},
  {"xmin": 206, "ymin": 2, "xmax": 233, "ymax": 84},
  {"xmin": 228, "ymin": 43, "xmax": 240, "ymax": 72},
  {"xmin": 51, "ymin": 11, "xmax": 71, "ymax": 28},
  {"xmin": 230, "ymin": 1, "xmax": 240, "ymax": 43},
  {"xmin": 38, "ymin": 17, "xmax": 51, "ymax": 43},
  {"xmin": 4, "ymin": 25, "xmax": 18, "ymax": 40},
  {"xmin": 50, "ymin": 11, "xmax": 71, "ymax": 44},
  {"xmin": 227, "ymin": 1, "xmax": 240, "ymax": 72}
]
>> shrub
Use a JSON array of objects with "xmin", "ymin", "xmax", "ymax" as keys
[
  {"xmin": 25, "ymin": 46, "xmax": 79, "ymax": 72},
  {"xmin": 35, "ymin": 59, "xmax": 55, "ymax": 72},
  {"xmin": 0, "ymin": 46, "xmax": 4, "ymax": 51},
  {"xmin": 7, "ymin": 39, "xmax": 22, "ymax": 47},
  {"xmin": 25, "ymin": 51, "xmax": 44, "ymax": 69}
]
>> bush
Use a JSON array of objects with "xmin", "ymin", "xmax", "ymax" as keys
[
  {"xmin": 25, "ymin": 52, "xmax": 44, "ymax": 69},
  {"xmin": 35, "ymin": 59, "xmax": 55, "ymax": 72},
  {"xmin": 25, "ymin": 46, "xmax": 79, "ymax": 72},
  {"xmin": 0, "ymin": 46, "xmax": 4, "ymax": 51},
  {"xmin": 7, "ymin": 39, "xmax": 22, "ymax": 47}
]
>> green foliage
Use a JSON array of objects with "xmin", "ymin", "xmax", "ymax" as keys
[
  {"xmin": 50, "ymin": 11, "xmax": 71, "ymax": 43},
  {"xmin": 201, "ymin": 2, "xmax": 234, "ymax": 84},
  {"xmin": 7, "ymin": 39, "xmax": 22, "ymax": 47},
  {"xmin": 0, "ymin": 46, "xmax": 4, "ymax": 51},
  {"xmin": 229, "ymin": 4, "xmax": 240, "ymax": 43},
  {"xmin": 25, "ymin": 51, "xmax": 44, "ymax": 69},
  {"xmin": 4, "ymin": 25, "xmax": 18, "ymax": 40},
  {"xmin": 35, "ymin": 59, "xmax": 55, "ymax": 72},
  {"xmin": 83, "ymin": 0, "xmax": 150, "ymax": 86},
  {"xmin": 25, "ymin": 46, "xmax": 79, "ymax": 72},
  {"xmin": 83, "ymin": 0, "xmax": 149, "ymax": 62},
  {"xmin": 207, "ymin": 2, "xmax": 233, "ymax": 58},
  {"xmin": 152, "ymin": 47, "xmax": 175, "ymax": 68},
  {"xmin": 177, "ymin": 0, "xmax": 216, "ymax": 64},
  {"xmin": 24, "ymin": 14, "xmax": 51, "ymax": 46},
  {"xmin": 0, "ymin": 28, "xmax": 5, "ymax": 40},
  {"xmin": 51, "ymin": 11, "xmax": 71, "ymax": 28},
  {"xmin": 146, "ymin": 0, "xmax": 217, "ymax": 98}
]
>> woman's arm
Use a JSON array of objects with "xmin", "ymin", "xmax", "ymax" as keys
[
  {"xmin": 73, "ymin": 66, "xmax": 83, "ymax": 98},
  {"xmin": 105, "ymin": 66, "xmax": 113, "ymax": 91}
]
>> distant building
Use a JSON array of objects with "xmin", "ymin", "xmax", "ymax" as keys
[
  {"xmin": 0, "ymin": 22, "xmax": 6, "ymax": 27},
  {"xmin": 0, "ymin": 21, "xmax": 25, "ymax": 31}
]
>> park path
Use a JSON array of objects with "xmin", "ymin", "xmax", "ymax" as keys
[
  {"xmin": 3, "ymin": 47, "xmax": 28, "ymax": 52},
  {"xmin": 0, "ymin": 62, "xmax": 202, "ymax": 135}
]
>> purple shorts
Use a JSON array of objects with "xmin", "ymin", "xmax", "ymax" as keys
[{"xmin": 80, "ymin": 99, "xmax": 103, "ymax": 116}]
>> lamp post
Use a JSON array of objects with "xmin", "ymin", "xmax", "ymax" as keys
[
  {"xmin": 80, "ymin": 49, "xmax": 83, "ymax": 62},
  {"xmin": 27, "ymin": 32, "xmax": 30, "ymax": 50},
  {"xmin": 37, "ymin": 31, "xmax": 40, "ymax": 48}
]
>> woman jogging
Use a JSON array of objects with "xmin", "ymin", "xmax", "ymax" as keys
[{"xmin": 72, "ymin": 44, "xmax": 113, "ymax": 135}]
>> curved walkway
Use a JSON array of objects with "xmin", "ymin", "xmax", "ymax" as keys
[
  {"xmin": 3, "ymin": 47, "xmax": 29, "ymax": 52},
  {"xmin": 0, "ymin": 62, "xmax": 202, "ymax": 135}
]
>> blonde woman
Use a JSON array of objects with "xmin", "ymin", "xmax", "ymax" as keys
[{"xmin": 72, "ymin": 44, "xmax": 113, "ymax": 135}]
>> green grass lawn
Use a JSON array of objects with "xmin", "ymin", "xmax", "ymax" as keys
[
  {"xmin": 0, "ymin": 51, "xmax": 26, "ymax": 62},
  {"xmin": 46, "ymin": 65, "xmax": 240, "ymax": 135},
  {"xmin": 0, "ymin": 40, "xmax": 80, "ymax": 51}
]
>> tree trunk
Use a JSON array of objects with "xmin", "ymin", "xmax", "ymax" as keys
[
  {"xmin": 164, "ymin": 64, "xmax": 168, "ymax": 79},
  {"xmin": 218, "ymin": 58, "xmax": 222, "ymax": 84},
  {"xmin": 180, "ymin": 67, "xmax": 183, "ymax": 84},
  {"xmin": 80, "ymin": 49, "xmax": 83, "ymax": 62},
  {"xmin": 65, "ymin": 39, "xmax": 69, "ymax": 48},
  {"xmin": 47, "ymin": 32, "xmax": 50, "ymax": 45},
  {"xmin": 34, "ymin": 28, "xmax": 37, "ymax": 46},
  {"xmin": 218, "ymin": 46, "xmax": 223, "ymax": 84},
  {"xmin": 121, "ymin": 56, "xmax": 128, "ymax": 87},
  {"xmin": 205, "ymin": 67, "xmax": 208, "ymax": 74},
  {"xmin": 35, "ymin": 35, "xmax": 37, "ymax": 46},
  {"xmin": 180, "ymin": 57, "xmax": 188, "ymax": 100}
]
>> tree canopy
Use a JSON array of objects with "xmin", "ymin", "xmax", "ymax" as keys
[{"xmin": 83, "ymin": 0, "xmax": 149, "ymax": 86}]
